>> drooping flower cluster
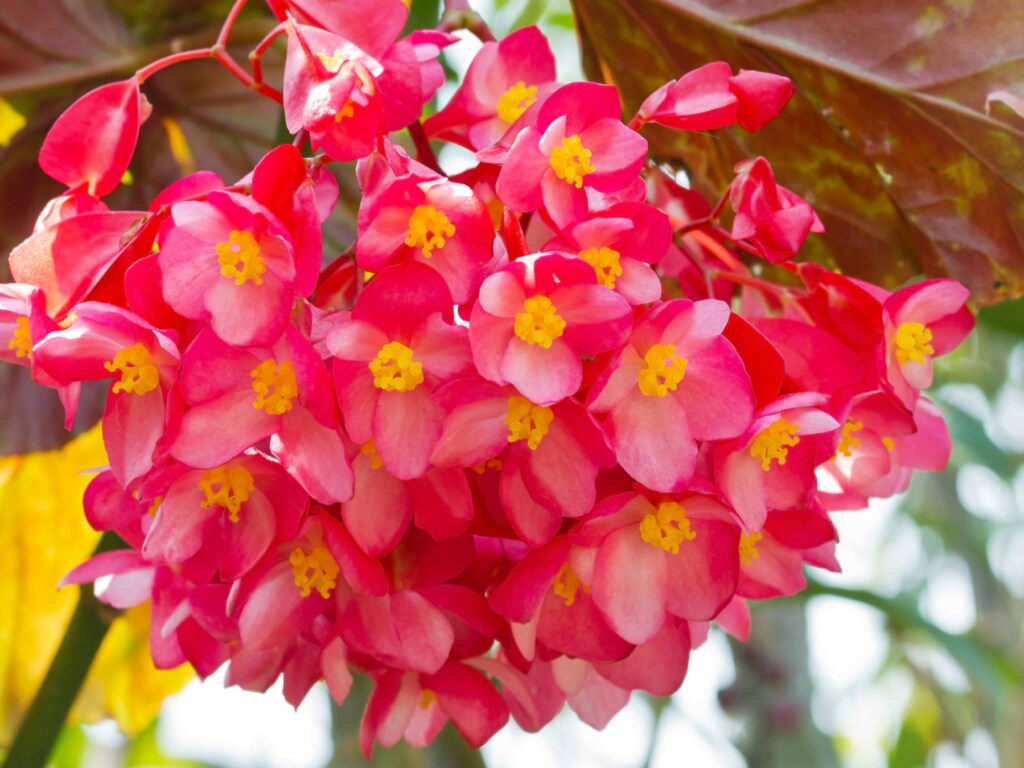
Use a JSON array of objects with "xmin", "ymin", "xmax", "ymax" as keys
[{"xmin": 2, "ymin": 0, "xmax": 974, "ymax": 754}]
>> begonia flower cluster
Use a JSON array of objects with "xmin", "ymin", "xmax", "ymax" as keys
[{"xmin": 2, "ymin": 0, "xmax": 974, "ymax": 754}]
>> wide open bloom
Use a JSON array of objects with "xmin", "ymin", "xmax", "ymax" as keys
[
  {"xmin": 327, "ymin": 262, "xmax": 472, "ymax": 479},
  {"xmin": 880, "ymin": 278, "xmax": 973, "ymax": 408},
  {"xmin": 571, "ymin": 490, "xmax": 741, "ymax": 645},
  {"xmin": 587, "ymin": 299, "xmax": 755, "ymax": 492},
  {"xmin": 542, "ymin": 202, "xmax": 671, "ymax": 305},
  {"xmin": 157, "ymin": 190, "xmax": 297, "ymax": 348},
  {"xmin": 495, "ymin": 82, "xmax": 647, "ymax": 228},
  {"xmin": 168, "ymin": 325, "xmax": 352, "ymax": 505},
  {"xmin": 470, "ymin": 253, "xmax": 632, "ymax": 405},
  {"xmin": 32, "ymin": 303, "xmax": 180, "ymax": 486},
  {"xmin": 356, "ymin": 174, "xmax": 495, "ymax": 304},
  {"xmin": 142, "ymin": 452, "xmax": 309, "ymax": 580},
  {"xmin": 714, "ymin": 392, "xmax": 840, "ymax": 532},
  {"xmin": 423, "ymin": 25, "xmax": 557, "ymax": 150},
  {"xmin": 430, "ymin": 377, "xmax": 615, "ymax": 546}
]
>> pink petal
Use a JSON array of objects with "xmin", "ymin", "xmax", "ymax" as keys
[{"xmin": 592, "ymin": 526, "xmax": 667, "ymax": 644}]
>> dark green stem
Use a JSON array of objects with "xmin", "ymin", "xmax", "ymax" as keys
[{"xmin": 3, "ymin": 531, "xmax": 126, "ymax": 768}]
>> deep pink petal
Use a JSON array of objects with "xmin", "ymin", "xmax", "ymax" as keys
[{"xmin": 592, "ymin": 526, "xmax": 667, "ymax": 644}]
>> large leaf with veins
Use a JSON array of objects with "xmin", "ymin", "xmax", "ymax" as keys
[{"xmin": 573, "ymin": 0, "xmax": 1024, "ymax": 304}]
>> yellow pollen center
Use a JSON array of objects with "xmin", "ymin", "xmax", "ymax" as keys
[
  {"xmin": 895, "ymin": 321, "xmax": 935, "ymax": 365},
  {"xmin": 739, "ymin": 531, "xmax": 763, "ymax": 566},
  {"xmin": 317, "ymin": 50, "xmax": 347, "ymax": 73},
  {"xmin": 216, "ymin": 230, "xmax": 265, "ymax": 286},
  {"xmin": 198, "ymin": 464, "xmax": 255, "ymax": 523},
  {"xmin": 639, "ymin": 501, "xmax": 696, "ymax": 555},
  {"xmin": 579, "ymin": 247, "xmax": 623, "ymax": 289},
  {"xmin": 549, "ymin": 134, "xmax": 595, "ymax": 189},
  {"xmin": 497, "ymin": 81, "xmax": 538, "ymax": 123},
  {"xmin": 505, "ymin": 396, "xmax": 554, "ymax": 450},
  {"xmin": 147, "ymin": 496, "xmax": 163, "ymax": 518},
  {"xmin": 104, "ymin": 343, "xmax": 160, "ymax": 396},
  {"xmin": 251, "ymin": 359, "xmax": 298, "ymax": 415},
  {"xmin": 552, "ymin": 562, "xmax": 589, "ymax": 606},
  {"xmin": 835, "ymin": 418, "xmax": 864, "ymax": 458},
  {"xmin": 405, "ymin": 205, "xmax": 456, "ymax": 258},
  {"xmin": 638, "ymin": 344, "xmax": 688, "ymax": 397},
  {"xmin": 750, "ymin": 417, "xmax": 801, "ymax": 471},
  {"xmin": 514, "ymin": 295, "xmax": 565, "ymax": 349},
  {"xmin": 290, "ymin": 545, "xmax": 340, "ymax": 598},
  {"xmin": 9, "ymin": 316, "xmax": 31, "ymax": 359},
  {"xmin": 419, "ymin": 688, "xmax": 437, "ymax": 709},
  {"xmin": 369, "ymin": 341, "xmax": 424, "ymax": 392},
  {"xmin": 360, "ymin": 440, "xmax": 383, "ymax": 470},
  {"xmin": 881, "ymin": 436, "xmax": 895, "ymax": 452},
  {"xmin": 471, "ymin": 458, "xmax": 504, "ymax": 474}
]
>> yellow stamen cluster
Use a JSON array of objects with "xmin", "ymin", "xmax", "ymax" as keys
[
  {"xmin": 8, "ymin": 316, "xmax": 31, "ymax": 359},
  {"xmin": 835, "ymin": 418, "xmax": 864, "ymax": 458},
  {"xmin": 549, "ymin": 134, "xmax": 595, "ymax": 188},
  {"xmin": 216, "ymin": 230, "xmax": 265, "ymax": 286},
  {"xmin": 198, "ymin": 464, "xmax": 255, "ymax": 523},
  {"xmin": 105, "ymin": 343, "xmax": 160, "ymax": 396},
  {"xmin": 419, "ymin": 688, "xmax": 437, "ymax": 709},
  {"xmin": 290, "ymin": 545, "xmax": 340, "ymax": 598},
  {"xmin": 552, "ymin": 562, "xmax": 589, "ymax": 606},
  {"xmin": 579, "ymin": 246, "xmax": 623, "ymax": 289},
  {"xmin": 639, "ymin": 501, "xmax": 696, "ymax": 555},
  {"xmin": 505, "ymin": 396, "xmax": 554, "ymax": 450},
  {"xmin": 638, "ymin": 344, "xmax": 687, "ymax": 397},
  {"xmin": 739, "ymin": 531, "xmax": 763, "ymax": 567},
  {"xmin": 405, "ymin": 204, "xmax": 455, "ymax": 258},
  {"xmin": 895, "ymin": 321, "xmax": 935, "ymax": 365},
  {"xmin": 514, "ymin": 296, "xmax": 565, "ymax": 349},
  {"xmin": 360, "ymin": 440, "xmax": 383, "ymax": 470},
  {"xmin": 750, "ymin": 417, "xmax": 800, "ymax": 471},
  {"xmin": 497, "ymin": 81, "xmax": 538, "ymax": 123},
  {"xmin": 369, "ymin": 341, "xmax": 423, "ymax": 392},
  {"xmin": 251, "ymin": 359, "xmax": 298, "ymax": 415}
]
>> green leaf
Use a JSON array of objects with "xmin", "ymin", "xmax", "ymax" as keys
[{"xmin": 572, "ymin": 0, "xmax": 1024, "ymax": 305}]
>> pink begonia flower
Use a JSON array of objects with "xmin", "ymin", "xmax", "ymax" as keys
[
  {"xmin": 284, "ymin": 23, "xmax": 387, "ymax": 162},
  {"xmin": 32, "ymin": 302, "xmax": 179, "ymax": 486},
  {"xmin": 880, "ymin": 278, "xmax": 974, "ymax": 408},
  {"xmin": 714, "ymin": 392, "xmax": 840, "ymax": 531},
  {"xmin": 327, "ymin": 261, "xmax": 472, "ymax": 479},
  {"xmin": 430, "ymin": 377, "xmax": 614, "ymax": 546},
  {"xmin": 488, "ymin": 535, "xmax": 633, "ymax": 662},
  {"xmin": 572, "ymin": 490, "xmax": 741, "ymax": 645},
  {"xmin": 729, "ymin": 157, "xmax": 824, "ymax": 264},
  {"xmin": 542, "ymin": 201, "xmax": 671, "ymax": 305},
  {"xmin": 424, "ymin": 25, "xmax": 557, "ymax": 150},
  {"xmin": 361, "ymin": 662, "xmax": 508, "ymax": 756},
  {"xmin": 357, "ymin": 173, "xmax": 495, "ymax": 304},
  {"xmin": 634, "ymin": 62, "xmax": 794, "ymax": 132},
  {"xmin": 820, "ymin": 393, "xmax": 951, "ymax": 510},
  {"xmin": 470, "ymin": 253, "xmax": 632, "ymax": 406},
  {"xmin": 158, "ymin": 190, "xmax": 297, "ymax": 348},
  {"xmin": 0, "ymin": 283, "xmax": 81, "ymax": 425},
  {"xmin": 495, "ymin": 82, "xmax": 647, "ymax": 228},
  {"xmin": 39, "ymin": 78, "xmax": 147, "ymax": 197},
  {"xmin": 235, "ymin": 512, "xmax": 387, "ymax": 653},
  {"xmin": 587, "ymin": 298, "xmax": 755, "ymax": 492},
  {"xmin": 735, "ymin": 502, "xmax": 838, "ymax": 599},
  {"xmin": 341, "ymin": 435, "xmax": 474, "ymax": 556},
  {"xmin": 169, "ymin": 325, "xmax": 353, "ymax": 505},
  {"xmin": 142, "ymin": 452, "xmax": 308, "ymax": 581}
]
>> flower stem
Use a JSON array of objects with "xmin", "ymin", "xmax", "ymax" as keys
[{"xmin": 2, "ymin": 531, "xmax": 127, "ymax": 768}]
